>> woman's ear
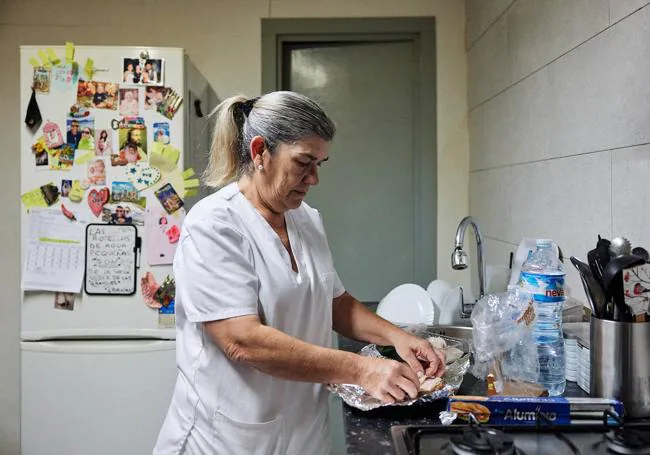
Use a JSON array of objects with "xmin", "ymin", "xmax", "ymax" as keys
[{"xmin": 249, "ymin": 135, "xmax": 266, "ymax": 165}]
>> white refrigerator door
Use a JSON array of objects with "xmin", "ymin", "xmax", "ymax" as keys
[
  {"xmin": 20, "ymin": 45, "xmax": 185, "ymax": 340},
  {"xmin": 21, "ymin": 340, "xmax": 176, "ymax": 455}
]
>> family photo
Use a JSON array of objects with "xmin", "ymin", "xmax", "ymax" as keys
[{"xmin": 122, "ymin": 58, "xmax": 164, "ymax": 86}]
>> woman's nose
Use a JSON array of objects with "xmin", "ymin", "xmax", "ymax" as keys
[{"xmin": 303, "ymin": 163, "xmax": 319, "ymax": 185}]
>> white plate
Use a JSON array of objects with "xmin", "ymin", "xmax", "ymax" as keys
[{"xmin": 376, "ymin": 283, "xmax": 435, "ymax": 325}]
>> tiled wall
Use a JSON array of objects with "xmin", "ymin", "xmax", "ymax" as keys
[{"xmin": 466, "ymin": 0, "xmax": 650, "ymax": 305}]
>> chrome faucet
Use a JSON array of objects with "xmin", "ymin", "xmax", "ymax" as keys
[{"xmin": 451, "ymin": 216, "xmax": 486, "ymax": 318}]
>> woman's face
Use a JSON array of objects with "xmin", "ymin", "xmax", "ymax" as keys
[{"xmin": 257, "ymin": 135, "xmax": 330, "ymax": 212}]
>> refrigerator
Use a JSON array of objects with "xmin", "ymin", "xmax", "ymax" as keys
[{"xmin": 19, "ymin": 45, "xmax": 217, "ymax": 455}]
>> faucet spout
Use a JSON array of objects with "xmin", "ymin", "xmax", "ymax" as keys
[{"xmin": 451, "ymin": 216, "xmax": 486, "ymax": 300}]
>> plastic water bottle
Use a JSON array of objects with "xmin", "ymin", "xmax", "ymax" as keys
[{"xmin": 519, "ymin": 239, "xmax": 566, "ymax": 396}]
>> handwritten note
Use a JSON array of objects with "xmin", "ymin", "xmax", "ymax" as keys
[
  {"xmin": 85, "ymin": 224, "xmax": 137, "ymax": 295},
  {"xmin": 22, "ymin": 208, "xmax": 86, "ymax": 292}
]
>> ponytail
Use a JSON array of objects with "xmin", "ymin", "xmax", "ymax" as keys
[
  {"xmin": 202, "ymin": 94, "xmax": 247, "ymax": 189},
  {"xmin": 203, "ymin": 91, "xmax": 336, "ymax": 189}
]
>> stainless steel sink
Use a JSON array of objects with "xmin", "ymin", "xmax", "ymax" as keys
[{"xmin": 426, "ymin": 325, "xmax": 473, "ymax": 342}]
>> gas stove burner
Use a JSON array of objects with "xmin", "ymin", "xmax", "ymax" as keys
[
  {"xmin": 449, "ymin": 428, "xmax": 518, "ymax": 455},
  {"xmin": 605, "ymin": 429, "xmax": 650, "ymax": 455}
]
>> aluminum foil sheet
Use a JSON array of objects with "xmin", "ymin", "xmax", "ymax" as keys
[{"xmin": 329, "ymin": 332, "xmax": 471, "ymax": 411}]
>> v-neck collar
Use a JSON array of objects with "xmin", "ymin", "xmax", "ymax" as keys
[{"xmin": 234, "ymin": 185, "xmax": 304, "ymax": 281}]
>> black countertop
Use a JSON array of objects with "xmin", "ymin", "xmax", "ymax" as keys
[{"xmin": 336, "ymin": 333, "xmax": 589, "ymax": 455}]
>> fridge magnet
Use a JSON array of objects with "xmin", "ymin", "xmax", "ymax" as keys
[
  {"xmin": 118, "ymin": 126, "xmax": 147, "ymax": 160},
  {"xmin": 87, "ymin": 187, "xmax": 110, "ymax": 217},
  {"xmin": 87, "ymin": 158, "xmax": 107, "ymax": 186},
  {"xmin": 60, "ymin": 179, "xmax": 72, "ymax": 197},
  {"xmin": 76, "ymin": 80, "xmax": 118, "ymax": 110},
  {"xmin": 102, "ymin": 202, "xmax": 145, "ymax": 226},
  {"xmin": 54, "ymin": 292, "xmax": 75, "ymax": 311},
  {"xmin": 111, "ymin": 181, "xmax": 144, "ymax": 205},
  {"xmin": 144, "ymin": 86, "xmax": 168, "ymax": 111},
  {"xmin": 68, "ymin": 102, "xmax": 90, "ymax": 118},
  {"xmin": 40, "ymin": 183, "xmax": 60, "ymax": 206},
  {"xmin": 123, "ymin": 57, "xmax": 164, "ymax": 86},
  {"xmin": 43, "ymin": 121, "xmax": 64, "ymax": 149},
  {"xmin": 141, "ymin": 271, "xmax": 162, "ymax": 309},
  {"xmin": 155, "ymin": 183, "xmax": 184, "ymax": 214},
  {"xmin": 153, "ymin": 122, "xmax": 170, "ymax": 144},
  {"xmin": 154, "ymin": 275, "xmax": 175, "ymax": 307},
  {"xmin": 158, "ymin": 299, "xmax": 175, "ymax": 329},
  {"xmin": 145, "ymin": 205, "xmax": 185, "ymax": 265},
  {"xmin": 95, "ymin": 129, "xmax": 112, "ymax": 156},
  {"xmin": 24, "ymin": 88, "xmax": 43, "ymax": 130},
  {"xmin": 61, "ymin": 203, "xmax": 77, "ymax": 221},
  {"xmin": 68, "ymin": 180, "xmax": 85, "ymax": 203},
  {"xmin": 157, "ymin": 88, "xmax": 183, "ymax": 120},
  {"xmin": 125, "ymin": 162, "xmax": 161, "ymax": 191},
  {"xmin": 118, "ymin": 88, "xmax": 139, "ymax": 116},
  {"xmin": 33, "ymin": 66, "xmax": 51, "ymax": 94},
  {"xmin": 48, "ymin": 145, "xmax": 76, "ymax": 171},
  {"xmin": 31, "ymin": 137, "xmax": 49, "ymax": 168}
]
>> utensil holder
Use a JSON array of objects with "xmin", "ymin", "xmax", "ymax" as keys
[{"xmin": 590, "ymin": 316, "xmax": 650, "ymax": 417}]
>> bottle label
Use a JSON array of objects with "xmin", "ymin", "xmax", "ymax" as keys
[{"xmin": 519, "ymin": 272, "xmax": 565, "ymax": 303}]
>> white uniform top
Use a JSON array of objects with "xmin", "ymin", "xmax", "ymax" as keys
[{"xmin": 154, "ymin": 183, "xmax": 345, "ymax": 455}]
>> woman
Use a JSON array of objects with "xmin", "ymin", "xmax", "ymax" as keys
[
  {"xmin": 96, "ymin": 130, "xmax": 111, "ymax": 156},
  {"xmin": 154, "ymin": 91, "xmax": 445, "ymax": 455}
]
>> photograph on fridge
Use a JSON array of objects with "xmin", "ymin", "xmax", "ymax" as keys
[
  {"xmin": 32, "ymin": 137, "xmax": 49, "ymax": 168},
  {"xmin": 144, "ymin": 86, "xmax": 168, "ymax": 110},
  {"xmin": 87, "ymin": 158, "xmax": 107, "ymax": 186},
  {"xmin": 102, "ymin": 202, "xmax": 145, "ymax": 226},
  {"xmin": 60, "ymin": 179, "xmax": 72, "ymax": 197},
  {"xmin": 153, "ymin": 122, "xmax": 170, "ymax": 144},
  {"xmin": 95, "ymin": 129, "xmax": 112, "ymax": 156},
  {"xmin": 122, "ymin": 58, "xmax": 164, "ymax": 86},
  {"xmin": 76, "ymin": 80, "xmax": 118, "ymax": 109},
  {"xmin": 154, "ymin": 183, "xmax": 184, "ymax": 214},
  {"xmin": 66, "ymin": 117, "xmax": 94, "ymax": 150},
  {"xmin": 111, "ymin": 122, "xmax": 148, "ymax": 166},
  {"xmin": 33, "ymin": 66, "xmax": 50, "ymax": 94},
  {"xmin": 119, "ymin": 88, "xmax": 139, "ymax": 116}
]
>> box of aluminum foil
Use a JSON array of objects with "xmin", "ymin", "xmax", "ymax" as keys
[{"xmin": 447, "ymin": 396, "xmax": 624, "ymax": 426}]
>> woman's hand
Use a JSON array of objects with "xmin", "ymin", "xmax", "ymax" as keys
[
  {"xmin": 392, "ymin": 332, "xmax": 446, "ymax": 379},
  {"xmin": 357, "ymin": 357, "xmax": 420, "ymax": 404}
]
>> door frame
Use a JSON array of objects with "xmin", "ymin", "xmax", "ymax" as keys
[{"xmin": 261, "ymin": 17, "xmax": 437, "ymax": 289}]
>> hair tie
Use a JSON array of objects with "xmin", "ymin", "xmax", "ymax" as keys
[{"xmin": 241, "ymin": 97, "xmax": 260, "ymax": 117}]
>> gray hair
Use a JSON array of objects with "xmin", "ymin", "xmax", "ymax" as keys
[{"xmin": 202, "ymin": 91, "xmax": 336, "ymax": 188}]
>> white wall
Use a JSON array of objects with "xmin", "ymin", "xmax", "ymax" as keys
[
  {"xmin": 0, "ymin": 1, "xmax": 469, "ymax": 452},
  {"xmin": 466, "ymin": 0, "xmax": 650, "ymax": 304}
]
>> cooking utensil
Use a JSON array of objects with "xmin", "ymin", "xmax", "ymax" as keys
[
  {"xmin": 587, "ymin": 236, "xmax": 610, "ymax": 291},
  {"xmin": 609, "ymin": 237, "xmax": 632, "ymax": 258},
  {"xmin": 602, "ymin": 254, "xmax": 646, "ymax": 321},
  {"xmin": 632, "ymin": 246, "xmax": 650, "ymax": 262},
  {"xmin": 570, "ymin": 256, "xmax": 606, "ymax": 318}
]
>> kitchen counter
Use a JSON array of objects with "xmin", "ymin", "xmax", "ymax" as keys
[{"xmin": 336, "ymin": 334, "xmax": 589, "ymax": 455}]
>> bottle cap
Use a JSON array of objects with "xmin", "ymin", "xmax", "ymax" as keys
[{"xmin": 536, "ymin": 239, "xmax": 553, "ymax": 246}]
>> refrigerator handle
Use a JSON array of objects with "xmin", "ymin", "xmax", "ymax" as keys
[{"xmin": 135, "ymin": 236, "xmax": 142, "ymax": 268}]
